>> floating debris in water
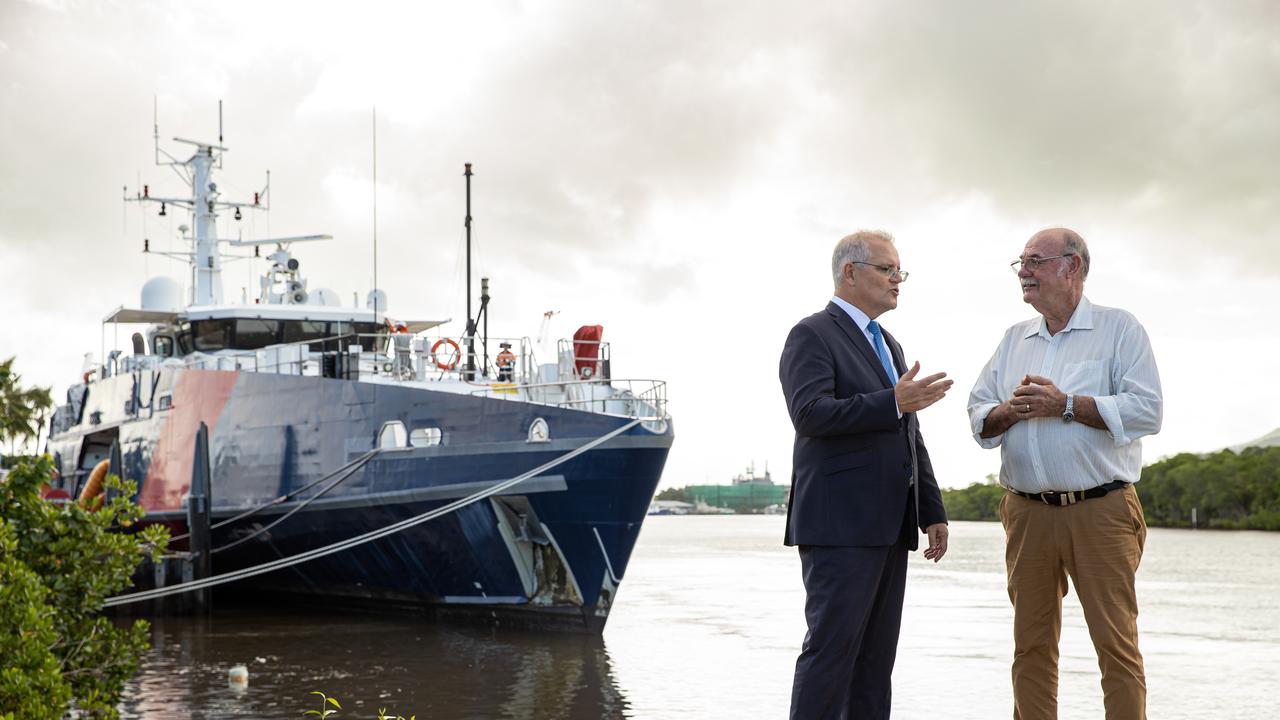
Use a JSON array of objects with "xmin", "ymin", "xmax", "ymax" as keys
[{"xmin": 228, "ymin": 664, "xmax": 249, "ymax": 694}]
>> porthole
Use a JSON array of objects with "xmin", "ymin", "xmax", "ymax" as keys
[
  {"xmin": 528, "ymin": 417, "xmax": 549, "ymax": 443},
  {"xmin": 410, "ymin": 427, "xmax": 442, "ymax": 447},
  {"xmin": 377, "ymin": 421, "xmax": 408, "ymax": 449}
]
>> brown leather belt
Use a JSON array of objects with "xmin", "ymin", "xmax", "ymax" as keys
[{"xmin": 1008, "ymin": 480, "xmax": 1130, "ymax": 507}]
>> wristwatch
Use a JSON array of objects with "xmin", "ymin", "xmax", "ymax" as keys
[{"xmin": 1062, "ymin": 394, "xmax": 1075, "ymax": 423}]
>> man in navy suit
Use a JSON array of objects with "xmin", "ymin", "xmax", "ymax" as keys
[{"xmin": 781, "ymin": 229, "xmax": 952, "ymax": 719}]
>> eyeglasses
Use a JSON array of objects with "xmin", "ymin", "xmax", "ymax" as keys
[
  {"xmin": 852, "ymin": 261, "xmax": 909, "ymax": 281},
  {"xmin": 1010, "ymin": 254, "xmax": 1074, "ymax": 273}
]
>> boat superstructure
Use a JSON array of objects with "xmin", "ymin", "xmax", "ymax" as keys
[{"xmin": 43, "ymin": 115, "xmax": 672, "ymax": 631}]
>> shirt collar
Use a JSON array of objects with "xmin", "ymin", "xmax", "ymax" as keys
[
  {"xmin": 831, "ymin": 295, "xmax": 872, "ymax": 333},
  {"xmin": 1023, "ymin": 295, "xmax": 1095, "ymax": 339}
]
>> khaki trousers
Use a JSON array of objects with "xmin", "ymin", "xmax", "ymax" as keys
[{"xmin": 999, "ymin": 485, "xmax": 1147, "ymax": 720}]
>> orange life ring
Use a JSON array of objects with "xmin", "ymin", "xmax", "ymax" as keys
[{"xmin": 431, "ymin": 338, "xmax": 461, "ymax": 370}]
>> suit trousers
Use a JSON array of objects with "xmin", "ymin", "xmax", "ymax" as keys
[
  {"xmin": 790, "ymin": 493, "xmax": 914, "ymax": 720},
  {"xmin": 1000, "ymin": 485, "xmax": 1148, "ymax": 720}
]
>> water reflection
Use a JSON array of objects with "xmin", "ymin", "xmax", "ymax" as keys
[
  {"xmin": 118, "ymin": 518, "xmax": 1280, "ymax": 718},
  {"xmin": 119, "ymin": 607, "xmax": 628, "ymax": 719}
]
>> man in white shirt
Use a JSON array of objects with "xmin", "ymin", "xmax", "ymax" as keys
[{"xmin": 967, "ymin": 228, "xmax": 1162, "ymax": 720}]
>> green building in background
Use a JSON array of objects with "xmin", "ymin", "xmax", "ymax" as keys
[{"xmin": 687, "ymin": 463, "xmax": 789, "ymax": 514}]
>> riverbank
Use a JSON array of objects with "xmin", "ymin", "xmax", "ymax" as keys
[{"xmin": 943, "ymin": 445, "xmax": 1280, "ymax": 530}]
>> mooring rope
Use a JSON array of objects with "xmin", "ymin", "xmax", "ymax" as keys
[
  {"xmin": 163, "ymin": 448, "xmax": 380, "ymax": 546},
  {"xmin": 103, "ymin": 418, "xmax": 642, "ymax": 607},
  {"xmin": 210, "ymin": 449, "xmax": 379, "ymax": 555}
]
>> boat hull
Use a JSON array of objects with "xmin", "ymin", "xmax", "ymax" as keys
[{"xmin": 47, "ymin": 368, "xmax": 672, "ymax": 631}]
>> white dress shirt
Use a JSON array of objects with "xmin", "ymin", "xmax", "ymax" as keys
[
  {"xmin": 831, "ymin": 296, "xmax": 901, "ymax": 416},
  {"xmin": 967, "ymin": 296, "xmax": 1163, "ymax": 494}
]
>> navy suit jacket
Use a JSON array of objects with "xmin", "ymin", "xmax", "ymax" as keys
[{"xmin": 780, "ymin": 302, "xmax": 947, "ymax": 549}]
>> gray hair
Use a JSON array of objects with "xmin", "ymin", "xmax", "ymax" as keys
[
  {"xmin": 832, "ymin": 230, "xmax": 894, "ymax": 289},
  {"xmin": 1061, "ymin": 229, "xmax": 1091, "ymax": 280}
]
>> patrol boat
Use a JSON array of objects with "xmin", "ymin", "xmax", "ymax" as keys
[{"xmin": 42, "ymin": 119, "xmax": 673, "ymax": 631}]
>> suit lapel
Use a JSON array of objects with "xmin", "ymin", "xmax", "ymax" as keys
[
  {"xmin": 825, "ymin": 302, "xmax": 892, "ymax": 389},
  {"xmin": 883, "ymin": 327, "xmax": 908, "ymax": 387}
]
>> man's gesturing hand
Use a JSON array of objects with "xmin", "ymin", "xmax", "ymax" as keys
[
  {"xmin": 894, "ymin": 361, "xmax": 953, "ymax": 413},
  {"xmin": 1011, "ymin": 374, "xmax": 1067, "ymax": 419},
  {"xmin": 924, "ymin": 523, "xmax": 948, "ymax": 562}
]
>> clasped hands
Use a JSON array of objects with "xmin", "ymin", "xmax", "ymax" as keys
[
  {"xmin": 893, "ymin": 361, "xmax": 953, "ymax": 413},
  {"xmin": 1008, "ymin": 374, "xmax": 1066, "ymax": 420}
]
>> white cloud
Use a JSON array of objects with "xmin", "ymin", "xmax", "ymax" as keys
[{"xmin": 1, "ymin": 0, "xmax": 1278, "ymax": 488}]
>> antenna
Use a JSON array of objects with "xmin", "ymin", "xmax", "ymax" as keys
[
  {"xmin": 152, "ymin": 96, "xmax": 160, "ymax": 165},
  {"xmin": 218, "ymin": 100, "xmax": 224, "ymax": 168},
  {"xmin": 464, "ymin": 163, "xmax": 476, "ymax": 380},
  {"xmin": 371, "ymin": 106, "xmax": 378, "ymax": 319}
]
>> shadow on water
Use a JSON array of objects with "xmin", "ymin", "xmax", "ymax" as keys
[{"xmin": 118, "ymin": 605, "xmax": 630, "ymax": 719}]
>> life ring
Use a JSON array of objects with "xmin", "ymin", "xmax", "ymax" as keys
[{"xmin": 431, "ymin": 338, "xmax": 461, "ymax": 371}]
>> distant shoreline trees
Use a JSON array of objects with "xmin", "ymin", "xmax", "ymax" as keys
[{"xmin": 942, "ymin": 446, "xmax": 1280, "ymax": 530}]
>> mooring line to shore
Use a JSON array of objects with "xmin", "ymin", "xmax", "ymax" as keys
[
  {"xmin": 103, "ymin": 418, "xmax": 643, "ymax": 607},
  {"xmin": 210, "ymin": 449, "xmax": 379, "ymax": 555},
  {"xmin": 161, "ymin": 448, "xmax": 381, "ymax": 546}
]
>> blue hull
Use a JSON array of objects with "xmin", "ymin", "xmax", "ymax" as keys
[{"xmin": 47, "ymin": 368, "xmax": 673, "ymax": 631}]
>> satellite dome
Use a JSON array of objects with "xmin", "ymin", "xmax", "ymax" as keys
[
  {"xmin": 141, "ymin": 276, "xmax": 183, "ymax": 312},
  {"xmin": 308, "ymin": 288, "xmax": 340, "ymax": 306}
]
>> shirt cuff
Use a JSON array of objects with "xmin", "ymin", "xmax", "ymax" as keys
[
  {"xmin": 970, "ymin": 403, "xmax": 1003, "ymax": 449},
  {"xmin": 1094, "ymin": 395, "xmax": 1130, "ymax": 446}
]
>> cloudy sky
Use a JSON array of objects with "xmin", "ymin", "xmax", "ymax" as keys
[{"xmin": 2, "ymin": 0, "xmax": 1278, "ymax": 488}]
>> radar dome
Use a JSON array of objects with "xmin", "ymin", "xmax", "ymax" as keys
[
  {"xmin": 308, "ymin": 288, "xmax": 340, "ymax": 306},
  {"xmin": 141, "ymin": 276, "xmax": 183, "ymax": 312},
  {"xmin": 365, "ymin": 289, "xmax": 389, "ymax": 312}
]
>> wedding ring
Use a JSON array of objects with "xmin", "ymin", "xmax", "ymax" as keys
[{"xmin": 1022, "ymin": 404, "xmax": 1030, "ymax": 412}]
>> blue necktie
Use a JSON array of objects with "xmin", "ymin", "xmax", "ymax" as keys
[{"xmin": 867, "ymin": 321, "xmax": 898, "ymax": 385}]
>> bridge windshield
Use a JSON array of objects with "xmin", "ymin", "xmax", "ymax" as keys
[{"xmin": 188, "ymin": 319, "xmax": 384, "ymax": 352}]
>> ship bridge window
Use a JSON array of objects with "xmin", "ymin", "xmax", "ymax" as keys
[
  {"xmin": 328, "ymin": 321, "xmax": 386, "ymax": 352},
  {"xmin": 153, "ymin": 336, "xmax": 175, "ymax": 358},
  {"xmin": 283, "ymin": 320, "xmax": 329, "ymax": 345},
  {"xmin": 234, "ymin": 318, "xmax": 282, "ymax": 349},
  {"xmin": 192, "ymin": 319, "xmax": 233, "ymax": 351}
]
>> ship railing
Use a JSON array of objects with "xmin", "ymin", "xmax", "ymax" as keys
[
  {"xmin": 165, "ymin": 332, "xmax": 545, "ymax": 384},
  {"xmin": 407, "ymin": 334, "xmax": 539, "ymax": 383},
  {"xmin": 470, "ymin": 378, "xmax": 668, "ymax": 421},
  {"xmin": 554, "ymin": 338, "xmax": 612, "ymax": 382}
]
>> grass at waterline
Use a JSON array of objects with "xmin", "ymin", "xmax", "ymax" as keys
[{"xmin": 304, "ymin": 691, "xmax": 414, "ymax": 720}]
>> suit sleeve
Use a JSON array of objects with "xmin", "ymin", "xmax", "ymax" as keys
[
  {"xmin": 779, "ymin": 322, "xmax": 900, "ymax": 438},
  {"xmin": 913, "ymin": 419, "xmax": 948, "ymax": 529}
]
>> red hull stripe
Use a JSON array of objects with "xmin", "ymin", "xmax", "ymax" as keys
[{"xmin": 139, "ymin": 371, "xmax": 239, "ymax": 512}]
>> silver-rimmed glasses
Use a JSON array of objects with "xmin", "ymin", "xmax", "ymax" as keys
[
  {"xmin": 1010, "ymin": 254, "xmax": 1073, "ymax": 273},
  {"xmin": 852, "ymin": 262, "xmax": 909, "ymax": 281}
]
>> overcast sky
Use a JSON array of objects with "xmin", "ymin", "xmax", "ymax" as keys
[{"xmin": 2, "ymin": 0, "xmax": 1278, "ymax": 489}]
